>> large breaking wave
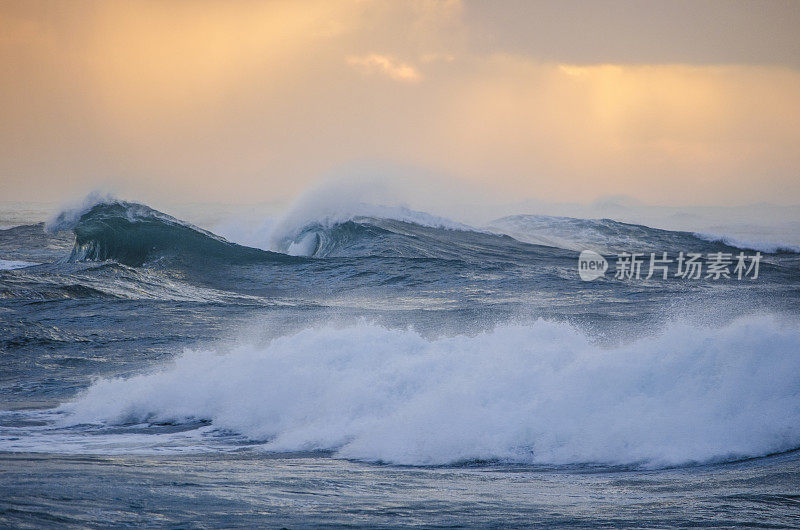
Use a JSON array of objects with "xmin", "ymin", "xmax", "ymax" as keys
[{"xmin": 60, "ymin": 315, "xmax": 800, "ymax": 467}]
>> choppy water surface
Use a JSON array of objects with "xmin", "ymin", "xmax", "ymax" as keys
[{"xmin": 1, "ymin": 198, "xmax": 799, "ymax": 527}]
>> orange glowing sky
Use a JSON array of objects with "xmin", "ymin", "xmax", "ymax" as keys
[{"xmin": 1, "ymin": 0, "xmax": 799, "ymax": 205}]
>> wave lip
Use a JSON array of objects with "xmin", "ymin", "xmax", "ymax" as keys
[
  {"xmin": 58, "ymin": 315, "xmax": 800, "ymax": 467},
  {"xmin": 50, "ymin": 198, "xmax": 296, "ymax": 267}
]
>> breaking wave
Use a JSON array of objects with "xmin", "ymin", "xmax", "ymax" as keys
[
  {"xmin": 60, "ymin": 315, "xmax": 800, "ymax": 467},
  {"xmin": 48, "ymin": 198, "xmax": 295, "ymax": 267}
]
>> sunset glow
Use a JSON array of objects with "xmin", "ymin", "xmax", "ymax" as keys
[{"xmin": 2, "ymin": 1, "xmax": 799, "ymax": 205}]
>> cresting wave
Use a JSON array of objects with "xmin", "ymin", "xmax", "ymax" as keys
[
  {"xmin": 60, "ymin": 315, "xmax": 800, "ymax": 467},
  {"xmin": 48, "ymin": 199, "xmax": 295, "ymax": 267}
]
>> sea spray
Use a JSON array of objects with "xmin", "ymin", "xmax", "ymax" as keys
[{"xmin": 60, "ymin": 315, "xmax": 800, "ymax": 467}]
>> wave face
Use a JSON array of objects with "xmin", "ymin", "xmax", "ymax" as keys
[
  {"xmin": 60, "ymin": 315, "xmax": 800, "ymax": 467},
  {"xmin": 49, "ymin": 200, "xmax": 293, "ymax": 267},
  {"xmin": 271, "ymin": 217, "xmax": 540, "ymax": 261}
]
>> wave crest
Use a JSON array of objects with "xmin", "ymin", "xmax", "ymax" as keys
[{"xmin": 50, "ymin": 198, "xmax": 294, "ymax": 267}]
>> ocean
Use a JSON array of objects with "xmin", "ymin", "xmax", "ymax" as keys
[{"xmin": 1, "ymin": 197, "xmax": 799, "ymax": 527}]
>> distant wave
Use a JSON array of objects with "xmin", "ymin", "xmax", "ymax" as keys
[
  {"xmin": 49, "ymin": 197, "xmax": 295, "ymax": 267},
  {"xmin": 486, "ymin": 214, "xmax": 753, "ymax": 254},
  {"xmin": 60, "ymin": 315, "xmax": 800, "ymax": 467}
]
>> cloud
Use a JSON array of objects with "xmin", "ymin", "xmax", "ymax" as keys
[
  {"xmin": 420, "ymin": 53, "xmax": 455, "ymax": 64},
  {"xmin": 1, "ymin": 0, "xmax": 799, "ymax": 207},
  {"xmin": 347, "ymin": 54, "xmax": 421, "ymax": 82},
  {"xmin": 464, "ymin": 0, "xmax": 800, "ymax": 68}
]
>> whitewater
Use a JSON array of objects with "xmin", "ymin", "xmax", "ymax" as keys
[
  {"xmin": 1, "ymin": 195, "xmax": 799, "ymax": 527},
  {"xmin": 50, "ymin": 316, "xmax": 799, "ymax": 467}
]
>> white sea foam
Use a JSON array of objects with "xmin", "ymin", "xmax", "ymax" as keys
[
  {"xmin": 0, "ymin": 259, "xmax": 38, "ymax": 270},
  {"xmin": 59, "ymin": 315, "xmax": 800, "ymax": 467}
]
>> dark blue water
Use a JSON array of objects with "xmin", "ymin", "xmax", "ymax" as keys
[{"xmin": 1, "ymin": 199, "xmax": 799, "ymax": 527}]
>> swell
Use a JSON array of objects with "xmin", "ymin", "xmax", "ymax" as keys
[{"xmin": 486, "ymin": 214, "xmax": 787, "ymax": 255}]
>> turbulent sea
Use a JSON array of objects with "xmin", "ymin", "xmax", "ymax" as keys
[{"xmin": 1, "ymin": 197, "xmax": 799, "ymax": 528}]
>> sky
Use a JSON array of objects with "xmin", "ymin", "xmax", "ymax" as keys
[{"xmin": 1, "ymin": 0, "xmax": 799, "ymax": 207}]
